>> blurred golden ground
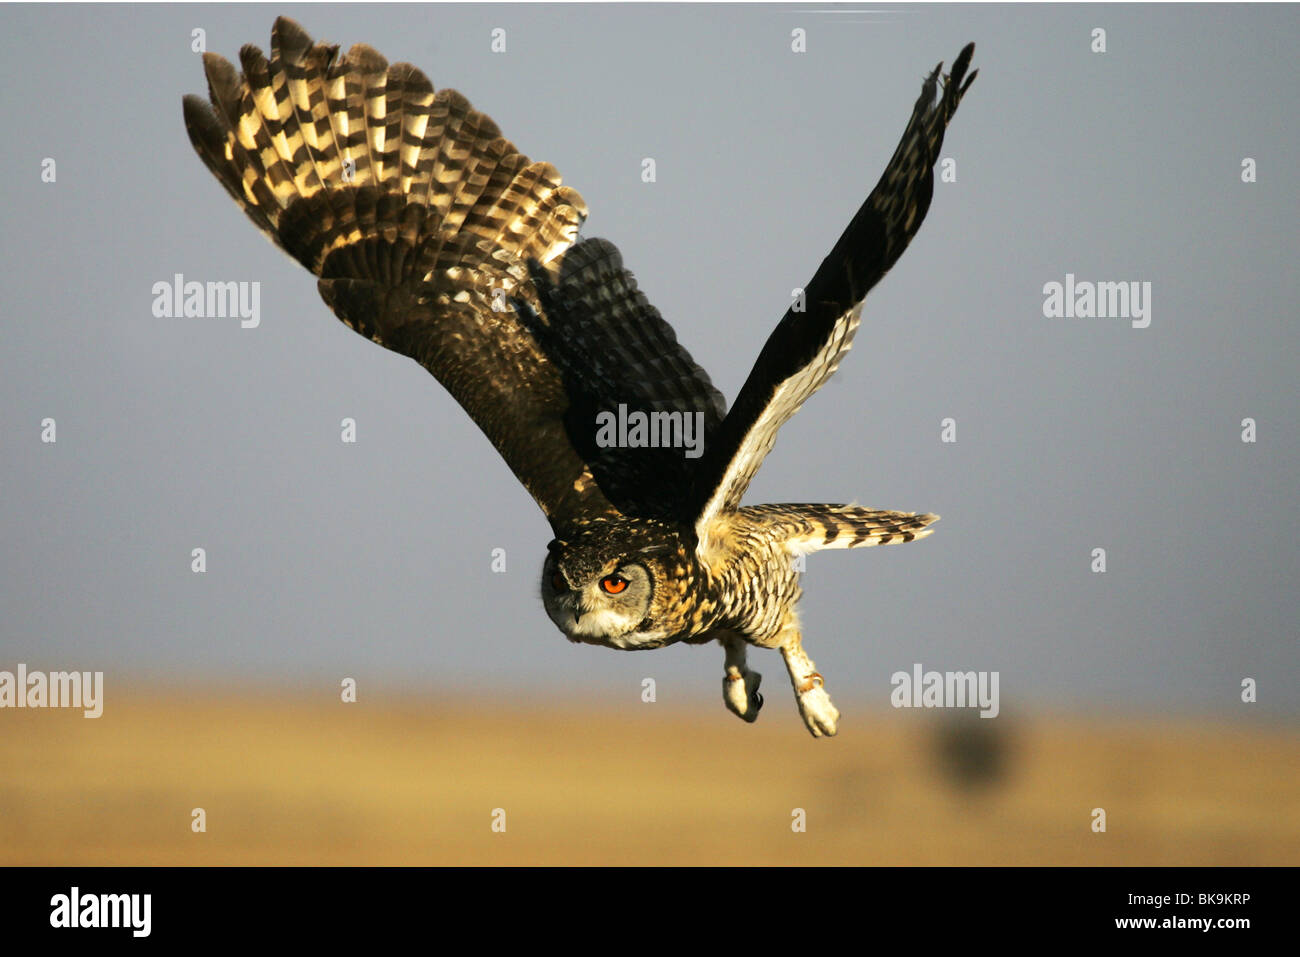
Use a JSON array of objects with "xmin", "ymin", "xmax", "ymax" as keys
[{"xmin": 0, "ymin": 687, "xmax": 1295, "ymax": 865}]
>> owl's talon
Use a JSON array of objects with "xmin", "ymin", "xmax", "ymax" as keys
[{"xmin": 723, "ymin": 669, "xmax": 763, "ymax": 723}]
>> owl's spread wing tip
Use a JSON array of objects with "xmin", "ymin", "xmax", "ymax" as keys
[{"xmin": 687, "ymin": 46, "xmax": 976, "ymax": 545}]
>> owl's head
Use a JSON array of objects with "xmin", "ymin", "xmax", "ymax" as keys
[{"xmin": 540, "ymin": 520, "xmax": 684, "ymax": 650}]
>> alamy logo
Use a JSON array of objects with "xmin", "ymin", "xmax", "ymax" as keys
[
  {"xmin": 50, "ymin": 887, "xmax": 150, "ymax": 937},
  {"xmin": 0, "ymin": 664, "xmax": 103, "ymax": 718},
  {"xmin": 151, "ymin": 273, "xmax": 261, "ymax": 328},
  {"xmin": 890, "ymin": 663, "xmax": 999, "ymax": 718},
  {"xmin": 595, "ymin": 404, "xmax": 705, "ymax": 459},
  {"xmin": 1042, "ymin": 273, "xmax": 1151, "ymax": 328}
]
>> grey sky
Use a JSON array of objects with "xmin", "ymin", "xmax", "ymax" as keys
[{"xmin": 1, "ymin": 3, "xmax": 1296, "ymax": 716}]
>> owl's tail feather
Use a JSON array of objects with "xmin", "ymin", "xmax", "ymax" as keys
[
  {"xmin": 181, "ymin": 16, "xmax": 587, "ymax": 286},
  {"xmin": 741, "ymin": 504, "xmax": 939, "ymax": 553}
]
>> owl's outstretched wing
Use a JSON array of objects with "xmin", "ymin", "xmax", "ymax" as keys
[
  {"xmin": 182, "ymin": 17, "xmax": 721, "ymax": 533},
  {"xmin": 688, "ymin": 44, "xmax": 977, "ymax": 549}
]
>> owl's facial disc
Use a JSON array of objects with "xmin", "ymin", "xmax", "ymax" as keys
[{"xmin": 541, "ymin": 552, "xmax": 656, "ymax": 649}]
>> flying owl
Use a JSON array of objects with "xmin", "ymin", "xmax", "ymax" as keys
[{"xmin": 183, "ymin": 18, "xmax": 976, "ymax": 737}]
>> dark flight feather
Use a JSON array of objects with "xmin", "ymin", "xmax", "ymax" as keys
[{"xmin": 687, "ymin": 44, "xmax": 975, "ymax": 542}]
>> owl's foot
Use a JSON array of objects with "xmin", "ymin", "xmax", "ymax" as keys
[
  {"xmin": 795, "ymin": 681, "xmax": 840, "ymax": 738},
  {"xmin": 719, "ymin": 632, "xmax": 763, "ymax": 723},
  {"xmin": 723, "ymin": 669, "xmax": 763, "ymax": 722},
  {"xmin": 779, "ymin": 631, "xmax": 840, "ymax": 737}
]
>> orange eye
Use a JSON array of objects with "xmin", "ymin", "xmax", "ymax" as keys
[
  {"xmin": 600, "ymin": 575, "xmax": 628, "ymax": 595},
  {"xmin": 551, "ymin": 572, "xmax": 566, "ymax": 591}
]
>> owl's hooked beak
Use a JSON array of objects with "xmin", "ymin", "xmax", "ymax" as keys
[{"xmin": 571, "ymin": 593, "xmax": 596, "ymax": 625}]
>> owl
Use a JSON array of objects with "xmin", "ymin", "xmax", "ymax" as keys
[{"xmin": 184, "ymin": 18, "xmax": 976, "ymax": 737}]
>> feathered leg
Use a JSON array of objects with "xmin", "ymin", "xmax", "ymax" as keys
[{"xmin": 777, "ymin": 621, "xmax": 840, "ymax": 738}]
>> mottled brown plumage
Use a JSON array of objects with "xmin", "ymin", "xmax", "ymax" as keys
[{"xmin": 184, "ymin": 18, "xmax": 975, "ymax": 736}]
